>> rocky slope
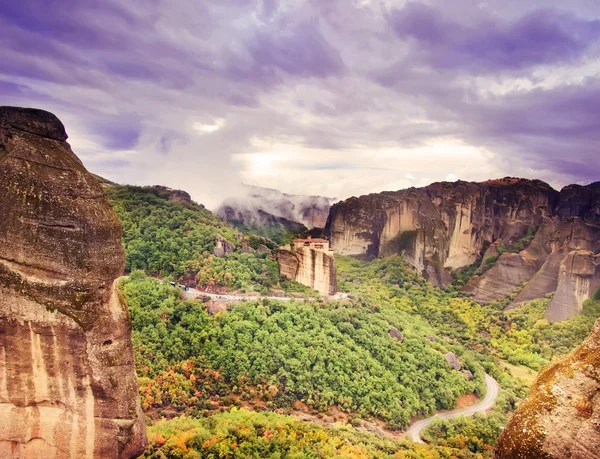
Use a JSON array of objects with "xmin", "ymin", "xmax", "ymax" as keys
[
  {"xmin": 495, "ymin": 318, "xmax": 600, "ymax": 459},
  {"xmin": 217, "ymin": 185, "xmax": 332, "ymax": 233},
  {"xmin": 325, "ymin": 178, "xmax": 600, "ymax": 319},
  {"xmin": 0, "ymin": 107, "xmax": 146, "ymax": 458}
]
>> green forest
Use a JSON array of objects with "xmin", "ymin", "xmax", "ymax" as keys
[
  {"xmin": 122, "ymin": 270, "xmax": 481, "ymax": 429},
  {"xmin": 106, "ymin": 186, "xmax": 308, "ymax": 295},
  {"xmin": 104, "ymin": 183, "xmax": 600, "ymax": 458}
]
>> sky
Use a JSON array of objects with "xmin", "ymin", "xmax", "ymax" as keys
[{"xmin": 1, "ymin": 0, "xmax": 599, "ymax": 208}]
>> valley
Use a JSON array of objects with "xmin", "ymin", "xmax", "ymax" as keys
[
  {"xmin": 101, "ymin": 168, "xmax": 600, "ymax": 458},
  {"xmin": 1, "ymin": 107, "xmax": 598, "ymax": 458}
]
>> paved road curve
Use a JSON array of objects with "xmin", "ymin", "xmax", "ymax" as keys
[{"xmin": 405, "ymin": 374, "xmax": 500, "ymax": 443}]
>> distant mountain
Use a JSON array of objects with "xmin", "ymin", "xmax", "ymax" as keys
[
  {"xmin": 325, "ymin": 177, "xmax": 600, "ymax": 322},
  {"xmin": 216, "ymin": 185, "xmax": 334, "ymax": 243}
]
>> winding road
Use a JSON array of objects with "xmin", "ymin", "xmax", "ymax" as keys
[{"xmin": 405, "ymin": 374, "xmax": 500, "ymax": 443}]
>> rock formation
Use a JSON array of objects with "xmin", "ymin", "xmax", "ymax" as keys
[
  {"xmin": 445, "ymin": 352, "xmax": 462, "ymax": 371},
  {"xmin": 150, "ymin": 185, "xmax": 193, "ymax": 205},
  {"xmin": 326, "ymin": 178, "xmax": 557, "ymax": 286},
  {"xmin": 213, "ymin": 235, "xmax": 236, "ymax": 257},
  {"xmin": 389, "ymin": 326, "xmax": 404, "ymax": 343},
  {"xmin": 325, "ymin": 178, "xmax": 600, "ymax": 319},
  {"xmin": 279, "ymin": 238, "xmax": 337, "ymax": 296},
  {"xmin": 495, "ymin": 318, "xmax": 600, "ymax": 459},
  {"xmin": 544, "ymin": 250, "xmax": 600, "ymax": 323},
  {"xmin": 0, "ymin": 107, "xmax": 146, "ymax": 458}
]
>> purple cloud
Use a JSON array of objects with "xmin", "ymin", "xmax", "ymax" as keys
[
  {"xmin": 389, "ymin": 4, "xmax": 600, "ymax": 73},
  {"xmin": 248, "ymin": 20, "xmax": 345, "ymax": 80},
  {"xmin": 1, "ymin": 0, "xmax": 600, "ymax": 205}
]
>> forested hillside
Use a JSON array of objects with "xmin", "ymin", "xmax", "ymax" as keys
[{"xmin": 105, "ymin": 185, "xmax": 309, "ymax": 295}]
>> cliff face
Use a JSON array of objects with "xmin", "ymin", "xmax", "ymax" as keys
[
  {"xmin": 279, "ymin": 246, "xmax": 337, "ymax": 296},
  {"xmin": 495, "ymin": 318, "xmax": 600, "ymax": 459},
  {"xmin": 0, "ymin": 107, "xmax": 146, "ymax": 458},
  {"xmin": 325, "ymin": 179, "xmax": 600, "ymax": 319},
  {"xmin": 544, "ymin": 250, "xmax": 600, "ymax": 323},
  {"xmin": 326, "ymin": 178, "xmax": 557, "ymax": 284}
]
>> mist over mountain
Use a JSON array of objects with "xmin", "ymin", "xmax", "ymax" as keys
[{"xmin": 215, "ymin": 184, "xmax": 334, "ymax": 243}]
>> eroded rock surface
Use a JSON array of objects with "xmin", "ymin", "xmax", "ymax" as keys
[
  {"xmin": 279, "ymin": 239, "xmax": 337, "ymax": 296},
  {"xmin": 326, "ymin": 178, "xmax": 557, "ymax": 287},
  {"xmin": 544, "ymin": 250, "xmax": 600, "ymax": 323},
  {"xmin": 495, "ymin": 318, "xmax": 600, "ymax": 459},
  {"xmin": 213, "ymin": 235, "xmax": 236, "ymax": 257},
  {"xmin": 0, "ymin": 107, "xmax": 146, "ymax": 458},
  {"xmin": 325, "ymin": 178, "xmax": 600, "ymax": 319}
]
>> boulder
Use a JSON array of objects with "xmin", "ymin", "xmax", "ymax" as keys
[
  {"xmin": 496, "ymin": 318, "xmax": 600, "ymax": 459},
  {"xmin": 388, "ymin": 326, "xmax": 404, "ymax": 343},
  {"xmin": 257, "ymin": 244, "xmax": 271, "ymax": 255},
  {"xmin": 0, "ymin": 107, "xmax": 146, "ymax": 458},
  {"xmin": 462, "ymin": 370, "xmax": 474, "ymax": 381},
  {"xmin": 241, "ymin": 240, "xmax": 255, "ymax": 254},
  {"xmin": 445, "ymin": 352, "xmax": 462, "ymax": 371}
]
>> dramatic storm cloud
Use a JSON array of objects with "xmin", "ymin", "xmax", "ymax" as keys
[{"xmin": 2, "ymin": 0, "xmax": 599, "ymax": 206}]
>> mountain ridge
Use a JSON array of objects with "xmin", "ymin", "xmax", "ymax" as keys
[{"xmin": 325, "ymin": 177, "xmax": 600, "ymax": 321}]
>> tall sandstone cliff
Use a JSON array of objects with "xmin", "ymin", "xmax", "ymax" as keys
[
  {"xmin": 279, "ymin": 242, "xmax": 337, "ymax": 296},
  {"xmin": 495, "ymin": 318, "xmax": 600, "ymax": 459},
  {"xmin": 0, "ymin": 107, "xmax": 146, "ymax": 458},
  {"xmin": 325, "ymin": 178, "xmax": 600, "ymax": 319}
]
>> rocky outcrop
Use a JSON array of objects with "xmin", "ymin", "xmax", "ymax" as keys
[
  {"xmin": 544, "ymin": 250, "xmax": 600, "ymax": 323},
  {"xmin": 326, "ymin": 178, "xmax": 557, "ymax": 286},
  {"xmin": 0, "ymin": 107, "xmax": 146, "ymax": 458},
  {"xmin": 150, "ymin": 185, "xmax": 193, "ymax": 204},
  {"xmin": 325, "ymin": 178, "xmax": 600, "ymax": 319},
  {"xmin": 445, "ymin": 352, "xmax": 462, "ymax": 371},
  {"xmin": 279, "ymin": 244, "xmax": 337, "ymax": 296},
  {"xmin": 389, "ymin": 326, "xmax": 404, "ymax": 343},
  {"xmin": 495, "ymin": 318, "xmax": 600, "ymax": 459},
  {"xmin": 213, "ymin": 235, "xmax": 236, "ymax": 257}
]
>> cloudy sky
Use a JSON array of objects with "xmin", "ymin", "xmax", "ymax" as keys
[{"xmin": 2, "ymin": 0, "xmax": 599, "ymax": 207}]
